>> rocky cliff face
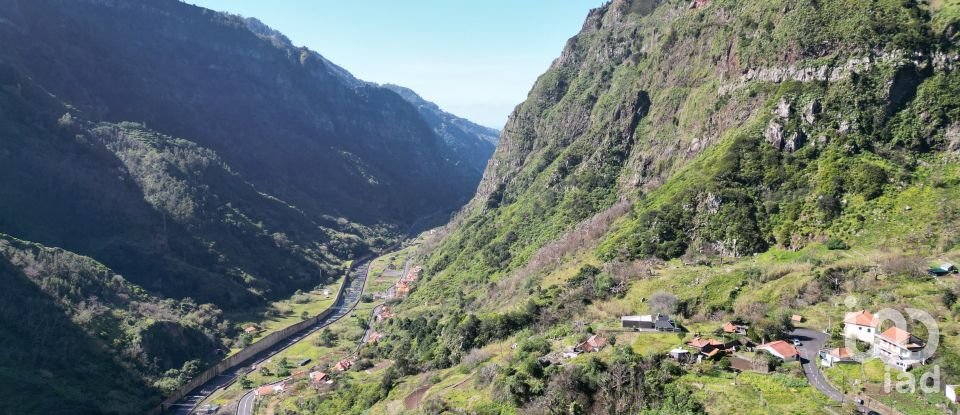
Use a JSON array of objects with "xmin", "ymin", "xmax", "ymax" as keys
[
  {"xmin": 382, "ymin": 84, "xmax": 500, "ymax": 175},
  {"xmin": 418, "ymin": 0, "xmax": 960, "ymax": 301}
]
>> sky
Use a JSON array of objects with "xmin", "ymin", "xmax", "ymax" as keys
[{"xmin": 187, "ymin": 1, "xmax": 606, "ymax": 129}]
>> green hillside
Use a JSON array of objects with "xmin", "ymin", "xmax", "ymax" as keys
[{"xmin": 255, "ymin": 1, "xmax": 960, "ymax": 414}]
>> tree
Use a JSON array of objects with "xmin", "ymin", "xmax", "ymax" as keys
[
  {"xmin": 650, "ymin": 291, "xmax": 678, "ymax": 316},
  {"xmin": 239, "ymin": 374, "xmax": 252, "ymax": 389},
  {"xmin": 753, "ymin": 312, "xmax": 794, "ymax": 343},
  {"xmin": 317, "ymin": 328, "xmax": 338, "ymax": 347}
]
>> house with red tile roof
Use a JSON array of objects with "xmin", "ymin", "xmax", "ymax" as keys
[
  {"xmin": 821, "ymin": 347, "xmax": 856, "ymax": 367},
  {"xmin": 574, "ymin": 334, "xmax": 607, "ymax": 353},
  {"xmin": 376, "ymin": 306, "xmax": 395, "ymax": 323},
  {"xmin": 722, "ymin": 321, "xmax": 748, "ymax": 335},
  {"xmin": 243, "ymin": 324, "xmax": 258, "ymax": 335},
  {"xmin": 310, "ymin": 371, "xmax": 331, "ymax": 384},
  {"xmin": 844, "ymin": 310, "xmax": 880, "ymax": 343},
  {"xmin": 334, "ymin": 358, "xmax": 353, "ymax": 372},
  {"xmin": 874, "ymin": 326, "xmax": 926, "ymax": 371},
  {"xmin": 757, "ymin": 340, "xmax": 799, "ymax": 361},
  {"xmin": 255, "ymin": 382, "xmax": 285, "ymax": 397},
  {"xmin": 687, "ymin": 337, "xmax": 735, "ymax": 359},
  {"xmin": 367, "ymin": 331, "xmax": 381, "ymax": 344}
]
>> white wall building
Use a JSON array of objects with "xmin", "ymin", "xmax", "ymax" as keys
[{"xmin": 843, "ymin": 310, "xmax": 879, "ymax": 343}]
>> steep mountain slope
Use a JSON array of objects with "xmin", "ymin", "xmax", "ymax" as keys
[
  {"xmin": 382, "ymin": 84, "xmax": 500, "ymax": 175},
  {"xmin": 0, "ymin": 0, "xmax": 499, "ymax": 412},
  {"xmin": 0, "ymin": 234, "xmax": 229, "ymax": 414},
  {"xmin": 418, "ymin": 0, "xmax": 960, "ymax": 302},
  {"xmin": 0, "ymin": 0, "xmax": 482, "ymax": 227},
  {"xmin": 256, "ymin": 1, "xmax": 960, "ymax": 414},
  {"xmin": 0, "ymin": 0, "xmax": 497, "ymax": 307}
]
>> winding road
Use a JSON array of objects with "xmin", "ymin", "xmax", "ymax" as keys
[
  {"xmin": 791, "ymin": 328, "xmax": 845, "ymax": 402},
  {"xmin": 167, "ymin": 260, "xmax": 371, "ymax": 415},
  {"xmin": 791, "ymin": 328, "xmax": 870, "ymax": 413}
]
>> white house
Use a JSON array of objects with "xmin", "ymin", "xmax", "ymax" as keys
[
  {"xmin": 874, "ymin": 327, "xmax": 925, "ymax": 371},
  {"xmin": 843, "ymin": 310, "xmax": 879, "ymax": 343},
  {"xmin": 820, "ymin": 347, "xmax": 856, "ymax": 367}
]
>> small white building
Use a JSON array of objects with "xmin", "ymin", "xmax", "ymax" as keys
[
  {"xmin": 843, "ymin": 310, "xmax": 879, "ymax": 343},
  {"xmin": 820, "ymin": 347, "xmax": 856, "ymax": 367}
]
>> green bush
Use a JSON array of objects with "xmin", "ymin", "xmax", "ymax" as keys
[{"xmin": 826, "ymin": 238, "xmax": 849, "ymax": 250}]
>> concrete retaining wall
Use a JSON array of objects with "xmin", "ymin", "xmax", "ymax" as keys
[{"xmin": 149, "ymin": 260, "xmax": 360, "ymax": 415}]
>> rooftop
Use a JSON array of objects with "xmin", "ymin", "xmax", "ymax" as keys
[{"xmin": 844, "ymin": 310, "xmax": 879, "ymax": 327}]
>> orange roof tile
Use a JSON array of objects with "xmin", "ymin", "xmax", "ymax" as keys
[
  {"xmin": 829, "ymin": 347, "xmax": 853, "ymax": 359},
  {"xmin": 844, "ymin": 310, "xmax": 879, "ymax": 327},
  {"xmin": 879, "ymin": 327, "xmax": 912, "ymax": 345},
  {"xmin": 687, "ymin": 338, "xmax": 725, "ymax": 349},
  {"xmin": 759, "ymin": 340, "xmax": 799, "ymax": 359}
]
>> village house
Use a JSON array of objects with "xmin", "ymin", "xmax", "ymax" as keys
[
  {"xmin": 243, "ymin": 324, "xmax": 258, "ymax": 335},
  {"xmin": 757, "ymin": 340, "xmax": 799, "ymax": 361},
  {"xmin": 255, "ymin": 382, "xmax": 286, "ymax": 397},
  {"xmin": 820, "ymin": 347, "xmax": 856, "ymax": 367},
  {"xmin": 687, "ymin": 337, "xmax": 735, "ymax": 360},
  {"xmin": 394, "ymin": 280, "xmax": 412, "ymax": 296},
  {"xmin": 367, "ymin": 331, "xmax": 381, "ymax": 344},
  {"xmin": 310, "ymin": 371, "xmax": 331, "ymax": 385},
  {"xmin": 722, "ymin": 321, "xmax": 749, "ymax": 336},
  {"xmin": 391, "ymin": 265, "xmax": 422, "ymax": 297},
  {"xmin": 620, "ymin": 314, "xmax": 680, "ymax": 332},
  {"xmin": 334, "ymin": 358, "xmax": 353, "ymax": 372},
  {"xmin": 668, "ymin": 347, "xmax": 693, "ymax": 363},
  {"xmin": 843, "ymin": 310, "xmax": 879, "ymax": 343},
  {"xmin": 375, "ymin": 306, "xmax": 395, "ymax": 323},
  {"xmin": 574, "ymin": 334, "xmax": 607, "ymax": 353},
  {"xmin": 874, "ymin": 327, "xmax": 926, "ymax": 371}
]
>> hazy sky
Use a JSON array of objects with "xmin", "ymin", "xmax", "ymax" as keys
[{"xmin": 187, "ymin": 1, "xmax": 606, "ymax": 129}]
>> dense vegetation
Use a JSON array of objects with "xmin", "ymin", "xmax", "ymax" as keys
[
  {"xmin": 258, "ymin": 1, "xmax": 960, "ymax": 414},
  {"xmin": 0, "ymin": 234, "xmax": 231, "ymax": 413}
]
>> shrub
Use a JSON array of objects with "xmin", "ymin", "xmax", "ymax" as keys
[{"xmin": 825, "ymin": 238, "xmax": 849, "ymax": 250}]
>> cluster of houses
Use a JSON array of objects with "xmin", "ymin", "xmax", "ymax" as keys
[
  {"xmin": 388, "ymin": 265, "xmax": 421, "ymax": 298},
  {"xmin": 827, "ymin": 309, "xmax": 928, "ymax": 371},
  {"xmin": 253, "ymin": 356, "xmax": 351, "ymax": 398},
  {"xmin": 660, "ymin": 318, "xmax": 808, "ymax": 373},
  {"xmin": 375, "ymin": 305, "xmax": 395, "ymax": 323}
]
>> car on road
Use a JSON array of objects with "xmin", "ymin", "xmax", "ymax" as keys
[{"xmin": 792, "ymin": 338, "xmax": 802, "ymax": 346}]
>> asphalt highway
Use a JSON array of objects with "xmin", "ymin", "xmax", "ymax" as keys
[{"xmin": 167, "ymin": 260, "xmax": 370, "ymax": 415}]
